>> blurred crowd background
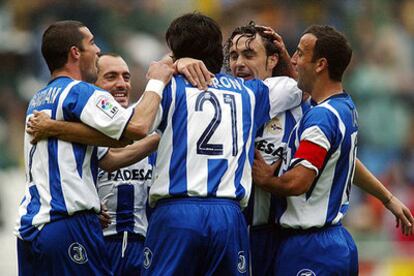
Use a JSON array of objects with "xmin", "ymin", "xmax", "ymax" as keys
[{"xmin": 0, "ymin": 0, "xmax": 413, "ymax": 275}]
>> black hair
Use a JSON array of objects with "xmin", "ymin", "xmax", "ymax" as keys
[
  {"xmin": 166, "ymin": 13, "xmax": 223, "ymax": 73},
  {"xmin": 41, "ymin": 20, "xmax": 86, "ymax": 73},
  {"xmin": 224, "ymin": 21, "xmax": 285, "ymax": 76},
  {"xmin": 303, "ymin": 25, "xmax": 352, "ymax": 81}
]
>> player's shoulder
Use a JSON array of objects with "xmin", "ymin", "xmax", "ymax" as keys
[
  {"xmin": 264, "ymin": 76, "xmax": 296, "ymax": 85},
  {"xmin": 317, "ymin": 93, "xmax": 355, "ymax": 114},
  {"xmin": 264, "ymin": 76, "xmax": 300, "ymax": 92},
  {"xmin": 72, "ymin": 81, "xmax": 102, "ymax": 92},
  {"xmin": 301, "ymin": 102, "xmax": 339, "ymax": 132},
  {"xmin": 69, "ymin": 81, "xmax": 110, "ymax": 98},
  {"xmin": 328, "ymin": 92, "xmax": 356, "ymax": 110}
]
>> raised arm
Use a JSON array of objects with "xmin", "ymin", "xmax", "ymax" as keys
[
  {"xmin": 99, "ymin": 132, "xmax": 160, "ymax": 172},
  {"xmin": 27, "ymin": 110, "xmax": 132, "ymax": 147},
  {"xmin": 354, "ymin": 159, "xmax": 414, "ymax": 235},
  {"xmin": 258, "ymin": 26, "xmax": 298, "ymax": 79},
  {"xmin": 124, "ymin": 61, "xmax": 174, "ymax": 140}
]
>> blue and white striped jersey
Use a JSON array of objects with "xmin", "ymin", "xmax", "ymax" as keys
[
  {"xmin": 15, "ymin": 77, "xmax": 133, "ymax": 241},
  {"xmin": 245, "ymin": 100, "xmax": 310, "ymax": 226},
  {"xmin": 149, "ymin": 74, "xmax": 302, "ymax": 208},
  {"xmin": 278, "ymin": 93, "xmax": 358, "ymax": 229},
  {"xmin": 96, "ymin": 147, "xmax": 153, "ymax": 237}
]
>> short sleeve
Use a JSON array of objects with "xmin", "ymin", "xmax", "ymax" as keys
[
  {"xmin": 63, "ymin": 83, "xmax": 133, "ymax": 140},
  {"xmin": 264, "ymin": 77, "xmax": 303, "ymax": 118},
  {"xmin": 299, "ymin": 106, "xmax": 339, "ymax": 151}
]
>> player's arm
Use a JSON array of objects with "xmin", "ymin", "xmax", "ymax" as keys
[
  {"xmin": 354, "ymin": 159, "xmax": 414, "ymax": 235},
  {"xmin": 99, "ymin": 133, "xmax": 160, "ymax": 172},
  {"xmin": 258, "ymin": 26, "xmax": 298, "ymax": 79},
  {"xmin": 124, "ymin": 61, "xmax": 173, "ymax": 140},
  {"xmin": 27, "ymin": 110, "xmax": 132, "ymax": 147},
  {"xmin": 252, "ymin": 140, "xmax": 319, "ymax": 197}
]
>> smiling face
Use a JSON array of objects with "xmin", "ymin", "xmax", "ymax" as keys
[
  {"xmin": 229, "ymin": 34, "xmax": 277, "ymax": 80},
  {"xmin": 291, "ymin": 33, "xmax": 317, "ymax": 93},
  {"xmin": 78, "ymin": 26, "xmax": 101, "ymax": 83},
  {"xmin": 95, "ymin": 55, "xmax": 131, "ymax": 107}
]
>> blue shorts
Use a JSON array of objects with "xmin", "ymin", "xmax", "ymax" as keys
[
  {"xmin": 17, "ymin": 211, "xmax": 112, "ymax": 276},
  {"xmin": 249, "ymin": 224, "xmax": 280, "ymax": 276},
  {"xmin": 141, "ymin": 198, "xmax": 249, "ymax": 276},
  {"xmin": 274, "ymin": 225, "xmax": 358, "ymax": 276},
  {"xmin": 104, "ymin": 233, "xmax": 145, "ymax": 276}
]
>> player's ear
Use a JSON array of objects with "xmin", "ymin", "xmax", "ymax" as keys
[
  {"xmin": 315, "ymin": 57, "xmax": 327, "ymax": 74},
  {"xmin": 267, "ymin": 54, "xmax": 279, "ymax": 71},
  {"xmin": 68, "ymin": 46, "xmax": 81, "ymax": 62}
]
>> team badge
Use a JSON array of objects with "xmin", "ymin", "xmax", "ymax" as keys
[
  {"xmin": 68, "ymin": 242, "xmax": 88, "ymax": 264},
  {"xmin": 96, "ymin": 95, "xmax": 119, "ymax": 118},
  {"xmin": 265, "ymin": 117, "xmax": 282, "ymax": 134},
  {"xmin": 143, "ymin": 247, "xmax": 153, "ymax": 269},
  {"xmin": 237, "ymin": 251, "xmax": 247, "ymax": 273},
  {"xmin": 296, "ymin": 268, "xmax": 316, "ymax": 276}
]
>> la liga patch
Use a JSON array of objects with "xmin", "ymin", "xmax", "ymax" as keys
[{"xmin": 96, "ymin": 95, "xmax": 119, "ymax": 118}]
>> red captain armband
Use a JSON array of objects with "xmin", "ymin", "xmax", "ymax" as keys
[{"xmin": 294, "ymin": 140, "xmax": 328, "ymax": 170}]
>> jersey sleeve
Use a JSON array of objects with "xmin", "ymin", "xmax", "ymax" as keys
[
  {"xmin": 264, "ymin": 77, "xmax": 303, "ymax": 118},
  {"xmin": 290, "ymin": 106, "xmax": 339, "ymax": 175},
  {"xmin": 62, "ymin": 82, "xmax": 133, "ymax": 140}
]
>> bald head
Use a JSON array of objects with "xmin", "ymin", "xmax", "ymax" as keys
[{"xmin": 96, "ymin": 54, "xmax": 131, "ymax": 108}]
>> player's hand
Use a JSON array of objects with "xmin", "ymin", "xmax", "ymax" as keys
[
  {"xmin": 146, "ymin": 61, "xmax": 174, "ymax": 85},
  {"xmin": 384, "ymin": 196, "xmax": 414, "ymax": 236},
  {"xmin": 257, "ymin": 25, "xmax": 298, "ymax": 79},
  {"xmin": 99, "ymin": 202, "xmax": 111, "ymax": 229},
  {"xmin": 26, "ymin": 110, "xmax": 53, "ymax": 144},
  {"xmin": 175, "ymin": 58, "xmax": 214, "ymax": 90},
  {"xmin": 259, "ymin": 26, "xmax": 288, "ymax": 55},
  {"xmin": 252, "ymin": 149, "xmax": 281, "ymax": 187}
]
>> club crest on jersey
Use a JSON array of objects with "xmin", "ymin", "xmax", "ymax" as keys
[
  {"xmin": 68, "ymin": 242, "xmax": 88, "ymax": 264},
  {"xmin": 143, "ymin": 247, "xmax": 153, "ymax": 269},
  {"xmin": 296, "ymin": 268, "xmax": 316, "ymax": 276},
  {"xmin": 265, "ymin": 117, "xmax": 282, "ymax": 134},
  {"xmin": 237, "ymin": 251, "xmax": 247, "ymax": 273},
  {"xmin": 96, "ymin": 95, "xmax": 119, "ymax": 118}
]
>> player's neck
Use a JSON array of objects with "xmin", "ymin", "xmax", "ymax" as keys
[
  {"xmin": 51, "ymin": 66, "xmax": 82, "ymax": 82},
  {"xmin": 311, "ymin": 79, "xmax": 343, "ymax": 104}
]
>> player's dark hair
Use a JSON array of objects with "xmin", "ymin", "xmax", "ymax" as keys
[
  {"xmin": 166, "ymin": 13, "xmax": 223, "ymax": 73},
  {"xmin": 303, "ymin": 25, "xmax": 352, "ymax": 81},
  {"xmin": 41, "ymin": 20, "xmax": 86, "ymax": 73},
  {"xmin": 224, "ymin": 21, "xmax": 284, "ymax": 76}
]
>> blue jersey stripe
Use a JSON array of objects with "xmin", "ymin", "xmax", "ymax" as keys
[
  {"xmin": 326, "ymin": 105, "xmax": 355, "ymax": 223},
  {"xmin": 19, "ymin": 186, "xmax": 41, "ymax": 240},
  {"xmin": 283, "ymin": 110, "xmax": 295, "ymax": 143},
  {"xmin": 72, "ymin": 144, "xmax": 87, "ymax": 178},
  {"xmin": 234, "ymin": 91, "xmax": 253, "ymax": 200},
  {"xmin": 158, "ymin": 84, "xmax": 172, "ymax": 133},
  {"xmin": 169, "ymin": 81, "xmax": 188, "ymax": 196},
  {"xmin": 116, "ymin": 184, "xmax": 135, "ymax": 233},
  {"xmin": 48, "ymin": 79, "xmax": 67, "ymax": 219},
  {"xmin": 48, "ymin": 137, "xmax": 67, "ymax": 218},
  {"xmin": 90, "ymin": 147, "xmax": 98, "ymax": 185},
  {"xmin": 207, "ymin": 159, "xmax": 228, "ymax": 196}
]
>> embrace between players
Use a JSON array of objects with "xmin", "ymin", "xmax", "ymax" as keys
[{"xmin": 17, "ymin": 12, "xmax": 413, "ymax": 276}]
